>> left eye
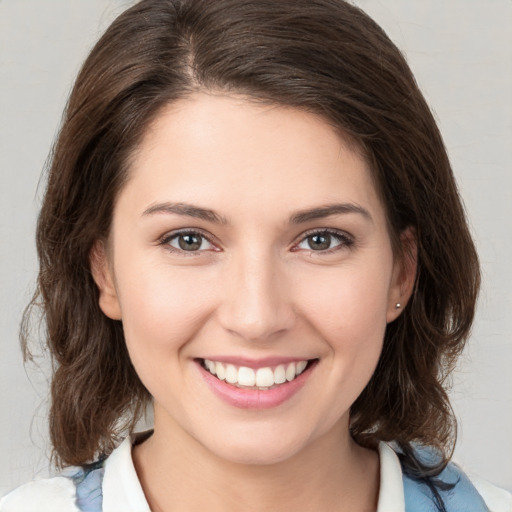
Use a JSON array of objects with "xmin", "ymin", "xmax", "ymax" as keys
[
  {"xmin": 166, "ymin": 232, "xmax": 214, "ymax": 252},
  {"xmin": 296, "ymin": 231, "xmax": 350, "ymax": 252}
]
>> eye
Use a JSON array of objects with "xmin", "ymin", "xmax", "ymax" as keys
[
  {"xmin": 163, "ymin": 231, "xmax": 216, "ymax": 252},
  {"xmin": 295, "ymin": 230, "xmax": 353, "ymax": 253}
]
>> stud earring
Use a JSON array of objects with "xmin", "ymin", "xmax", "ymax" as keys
[{"xmin": 395, "ymin": 303, "xmax": 401, "ymax": 309}]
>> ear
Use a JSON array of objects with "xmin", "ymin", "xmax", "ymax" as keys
[
  {"xmin": 89, "ymin": 240, "xmax": 122, "ymax": 320},
  {"xmin": 386, "ymin": 227, "xmax": 417, "ymax": 323}
]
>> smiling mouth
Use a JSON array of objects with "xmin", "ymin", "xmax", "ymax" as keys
[{"xmin": 199, "ymin": 358, "xmax": 317, "ymax": 390}]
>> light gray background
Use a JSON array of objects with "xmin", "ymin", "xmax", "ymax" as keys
[{"xmin": 1, "ymin": 0, "xmax": 511, "ymax": 496}]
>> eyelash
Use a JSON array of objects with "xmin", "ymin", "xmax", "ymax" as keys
[
  {"xmin": 159, "ymin": 228, "xmax": 354, "ymax": 255},
  {"xmin": 159, "ymin": 229, "xmax": 218, "ymax": 256},
  {"xmin": 292, "ymin": 228, "xmax": 355, "ymax": 254}
]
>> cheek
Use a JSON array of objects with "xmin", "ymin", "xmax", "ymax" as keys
[
  {"xmin": 115, "ymin": 263, "xmax": 218, "ymax": 359},
  {"xmin": 296, "ymin": 261, "xmax": 391, "ymax": 343},
  {"xmin": 294, "ymin": 257, "xmax": 392, "ymax": 400},
  {"xmin": 294, "ymin": 263, "xmax": 391, "ymax": 418}
]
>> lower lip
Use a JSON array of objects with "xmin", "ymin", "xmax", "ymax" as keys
[{"xmin": 197, "ymin": 361, "xmax": 316, "ymax": 409}]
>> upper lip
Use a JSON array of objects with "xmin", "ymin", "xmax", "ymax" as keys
[{"xmin": 196, "ymin": 356, "xmax": 316, "ymax": 369}]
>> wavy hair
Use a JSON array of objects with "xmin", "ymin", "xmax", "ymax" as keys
[{"xmin": 22, "ymin": 0, "xmax": 480, "ymax": 474}]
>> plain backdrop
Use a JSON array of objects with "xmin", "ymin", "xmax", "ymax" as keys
[{"xmin": 1, "ymin": 0, "xmax": 511, "ymax": 496}]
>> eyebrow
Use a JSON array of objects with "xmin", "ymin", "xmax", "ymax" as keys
[
  {"xmin": 142, "ymin": 201, "xmax": 372, "ymax": 225},
  {"xmin": 142, "ymin": 202, "xmax": 229, "ymax": 224},
  {"xmin": 290, "ymin": 203, "xmax": 373, "ymax": 224}
]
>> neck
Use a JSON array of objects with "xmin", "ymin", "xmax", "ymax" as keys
[{"xmin": 133, "ymin": 412, "xmax": 379, "ymax": 512}]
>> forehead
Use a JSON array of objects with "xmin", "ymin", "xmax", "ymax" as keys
[{"xmin": 122, "ymin": 93, "xmax": 386, "ymax": 227}]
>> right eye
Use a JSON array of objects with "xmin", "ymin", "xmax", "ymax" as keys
[{"xmin": 162, "ymin": 231, "xmax": 216, "ymax": 253}]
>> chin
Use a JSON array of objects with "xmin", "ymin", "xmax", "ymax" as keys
[
  {"xmin": 196, "ymin": 423, "xmax": 316, "ymax": 466},
  {"xmin": 215, "ymin": 440, "xmax": 304, "ymax": 466}
]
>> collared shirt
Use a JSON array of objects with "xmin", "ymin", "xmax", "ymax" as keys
[{"xmin": 2, "ymin": 435, "xmax": 511, "ymax": 511}]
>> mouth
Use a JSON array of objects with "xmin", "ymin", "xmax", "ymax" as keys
[{"xmin": 199, "ymin": 358, "xmax": 317, "ymax": 390}]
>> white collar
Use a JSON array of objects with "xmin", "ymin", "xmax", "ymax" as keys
[
  {"xmin": 102, "ymin": 435, "xmax": 405, "ymax": 512},
  {"xmin": 102, "ymin": 434, "xmax": 151, "ymax": 512},
  {"xmin": 376, "ymin": 442, "xmax": 405, "ymax": 512}
]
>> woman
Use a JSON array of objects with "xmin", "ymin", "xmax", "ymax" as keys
[{"xmin": 1, "ymin": 0, "xmax": 510, "ymax": 510}]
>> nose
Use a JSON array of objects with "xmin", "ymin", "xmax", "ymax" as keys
[{"xmin": 217, "ymin": 250, "xmax": 296, "ymax": 343}]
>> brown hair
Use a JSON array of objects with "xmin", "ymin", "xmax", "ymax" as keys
[{"xmin": 22, "ymin": 0, "xmax": 480, "ymax": 475}]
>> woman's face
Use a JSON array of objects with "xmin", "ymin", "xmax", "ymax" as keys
[{"xmin": 94, "ymin": 93, "xmax": 410, "ymax": 464}]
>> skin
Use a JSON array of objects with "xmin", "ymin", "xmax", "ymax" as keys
[{"xmin": 92, "ymin": 93, "xmax": 416, "ymax": 512}]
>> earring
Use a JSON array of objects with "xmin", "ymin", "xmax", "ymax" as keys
[{"xmin": 395, "ymin": 303, "xmax": 401, "ymax": 309}]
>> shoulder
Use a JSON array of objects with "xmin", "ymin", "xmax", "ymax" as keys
[
  {"xmin": 378, "ymin": 442, "xmax": 511, "ymax": 512},
  {"xmin": 0, "ymin": 476, "xmax": 80, "ymax": 511},
  {"xmin": 471, "ymin": 475, "xmax": 512, "ymax": 512},
  {"xmin": 0, "ymin": 461, "xmax": 105, "ymax": 512},
  {"xmin": 402, "ymin": 447, "xmax": 512, "ymax": 512},
  {"xmin": 0, "ymin": 433, "xmax": 150, "ymax": 512}
]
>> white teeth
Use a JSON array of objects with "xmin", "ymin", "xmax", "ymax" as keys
[
  {"xmin": 255, "ymin": 367, "xmax": 274, "ymax": 387},
  {"xmin": 225, "ymin": 364, "xmax": 238, "ymax": 384},
  {"xmin": 203, "ymin": 359, "xmax": 310, "ymax": 389},
  {"xmin": 296, "ymin": 360, "xmax": 307, "ymax": 375},
  {"xmin": 274, "ymin": 365, "xmax": 286, "ymax": 384},
  {"xmin": 215, "ymin": 361, "xmax": 226, "ymax": 381},
  {"xmin": 285, "ymin": 363, "xmax": 296, "ymax": 382},
  {"xmin": 238, "ymin": 367, "xmax": 255, "ymax": 387}
]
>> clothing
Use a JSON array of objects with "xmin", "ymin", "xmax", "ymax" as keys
[{"xmin": 1, "ymin": 434, "xmax": 511, "ymax": 512}]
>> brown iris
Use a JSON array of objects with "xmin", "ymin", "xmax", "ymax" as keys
[
  {"xmin": 307, "ymin": 233, "xmax": 332, "ymax": 251},
  {"xmin": 178, "ymin": 233, "xmax": 203, "ymax": 251}
]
